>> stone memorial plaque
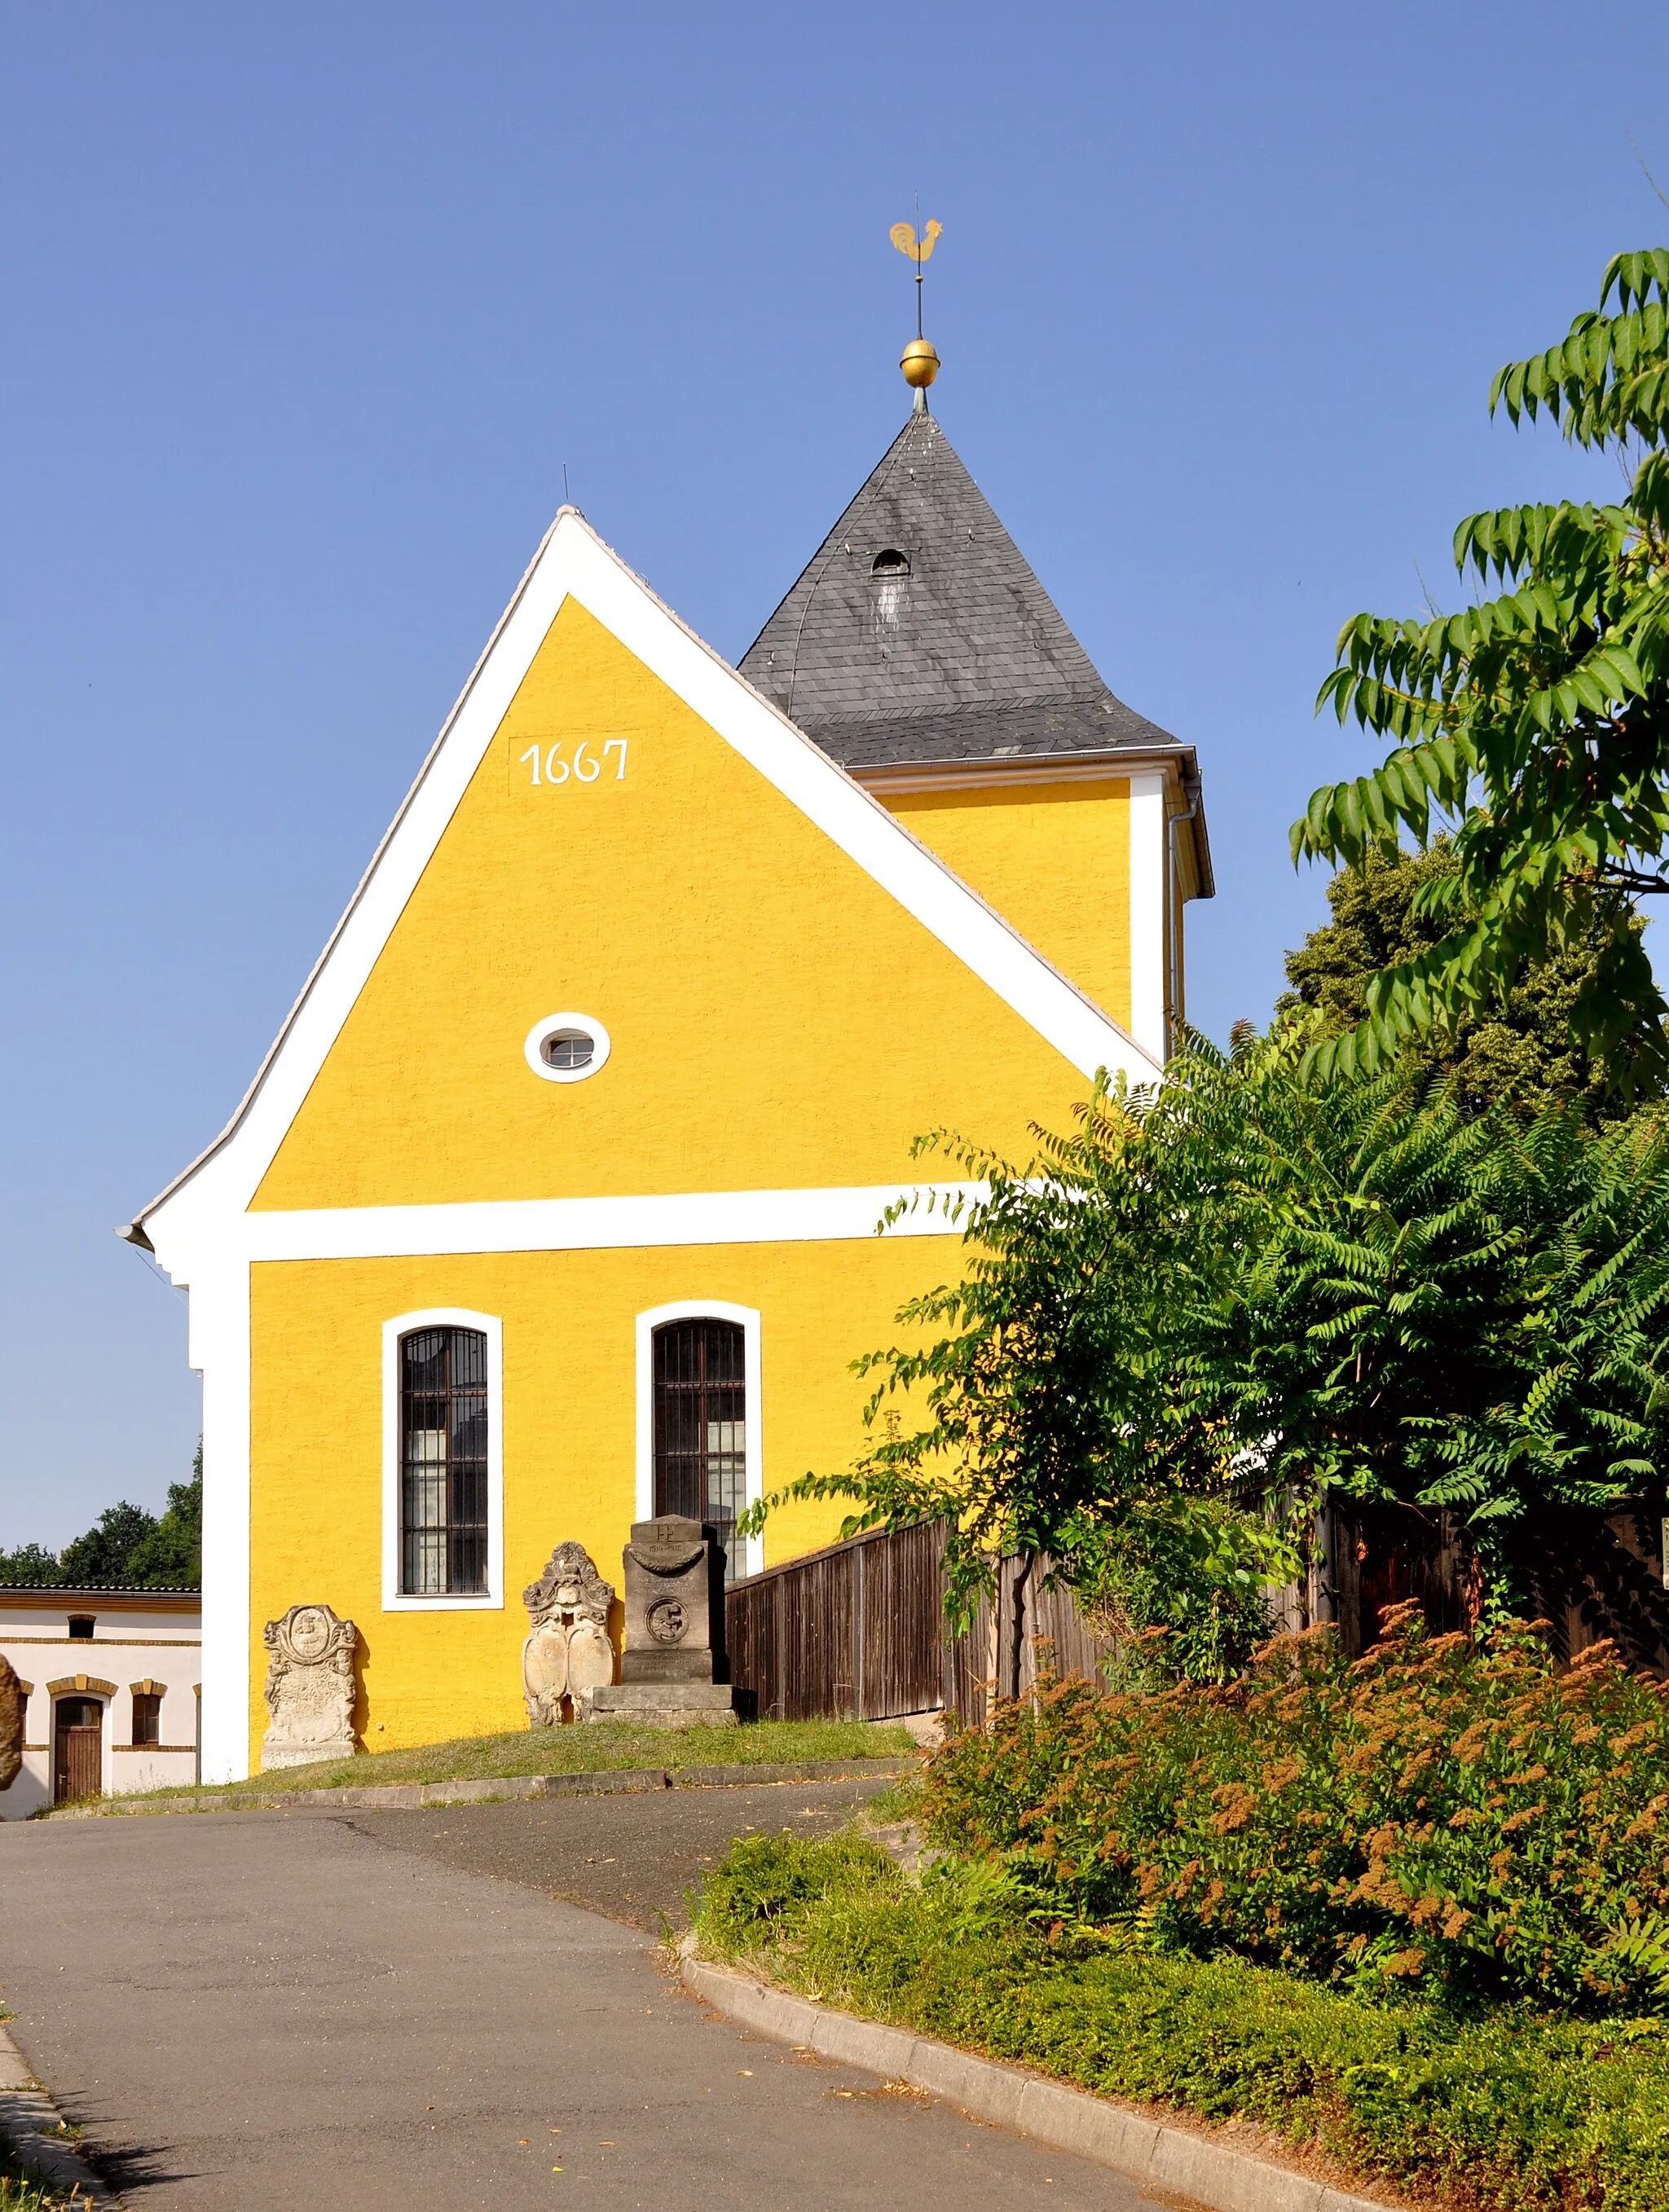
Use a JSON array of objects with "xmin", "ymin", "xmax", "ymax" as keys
[
  {"xmin": 587, "ymin": 1516, "xmax": 738, "ymax": 1726},
  {"xmin": 619, "ymin": 1516, "xmax": 725, "ymax": 1683},
  {"xmin": 260, "ymin": 1602, "xmax": 358, "ymax": 1770}
]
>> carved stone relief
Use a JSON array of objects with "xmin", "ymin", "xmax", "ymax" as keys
[
  {"xmin": 260, "ymin": 1603, "xmax": 358, "ymax": 1771},
  {"xmin": 522, "ymin": 1542, "xmax": 616, "ymax": 1724},
  {"xmin": 0, "ymin": 1656, "xmax": 22, "ymax": 1792}
]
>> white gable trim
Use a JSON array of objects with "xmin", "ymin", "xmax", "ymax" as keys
[{"xmin": 133, "ymin": 508, "xmax": 1158, "ymax": 1251}]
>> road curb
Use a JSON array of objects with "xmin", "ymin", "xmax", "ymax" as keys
[
  {"xmin": 680, "ymin": 1954, "xmax": 1397, "ymax": 2212},
  {"xmin": 51, "ymin": 1756, "xmax": 910, "ymax": 1819},
  {"xmin": 0, "ymin": 2021, "xmax": 121, "ymax": 2205}
]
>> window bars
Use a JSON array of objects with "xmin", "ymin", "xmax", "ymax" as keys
[
  {"xmin": 399, "ymin": 1326, "xmax": 490, "ymax": 1595},
  {"xmin": 651, "ymin": 1317, "xmax": 746, "ymax": 1582}
]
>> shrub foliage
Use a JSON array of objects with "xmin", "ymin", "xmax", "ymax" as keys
[{"xmin": 918, "ymin": 1607, "xmax": 1669, "ymax": 2013}]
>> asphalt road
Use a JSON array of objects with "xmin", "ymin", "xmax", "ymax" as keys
[
  {"xmin": 350, "ymin": 1774, "xmax": 892, "ymax": 1929},
  {"xmin": 0, "ymin": 1791, "xmax": 1178, "ymax": 2212}
]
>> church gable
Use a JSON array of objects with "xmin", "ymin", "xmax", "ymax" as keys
[
  {"xmin": 254, "ymin": 596, "xmax": 1127, "ymax": 1209},
  {"xmin": 134, "ymin": 510, "xmax": 1157, "ymax": 1236}
]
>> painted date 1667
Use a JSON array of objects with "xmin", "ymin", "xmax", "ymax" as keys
[{"xmin": 518, "ymin": 739, "xmax": 628, "ymax": 785}]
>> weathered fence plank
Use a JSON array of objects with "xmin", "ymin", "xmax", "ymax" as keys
[{"xmin": 724, "ymin": 1524, "xmax": 1117, "ymax": 1726}]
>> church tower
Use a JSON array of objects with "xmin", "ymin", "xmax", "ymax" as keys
[{"xmin": 741, "ymin": 394, "xmax": 1209, "ymax": 1057}]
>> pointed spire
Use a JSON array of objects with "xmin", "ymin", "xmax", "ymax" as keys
[{"xmin": 738, "ymin": 411, "xmax": 1178, "ymax": 769}]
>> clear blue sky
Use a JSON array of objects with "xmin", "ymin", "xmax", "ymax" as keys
[{"xmin": 3, "ymin": 2, "xmax": 1666, "ymax": 1548}]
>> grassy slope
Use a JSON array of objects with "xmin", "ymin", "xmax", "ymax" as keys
[
  {"xmin": 69, "ymin": 1717, "xmax": 915, "ymax": 1814},
  {"xmin": 691, "ymin": 1829, "xmax": 1669, "ymax": 2212}
]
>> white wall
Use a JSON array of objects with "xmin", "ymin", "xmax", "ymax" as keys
[{"xmin": 1, "ymin": 1595, "xmax": 200, "ymax": 1818}]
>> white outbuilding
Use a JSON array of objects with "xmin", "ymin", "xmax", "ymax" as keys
[{"xmin": 1, "ymin": 1587, "xmax": 201, "ymax": 1815}]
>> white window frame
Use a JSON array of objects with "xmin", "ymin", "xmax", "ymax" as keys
[
  {"xmin": 381, "ymin": 1308, "xmax": 504, "ymax": 1611},
  {"xmin": 523, "ymin": 1011, "xmax": 611, "ymax": 1084},
  {"xmin": 635, "ymin": 1300, "xmax": 763, "ymax": 1577}
]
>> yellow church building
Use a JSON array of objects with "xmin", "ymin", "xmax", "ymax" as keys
[{"xmin": 126, "ymin": 373, "xmax": 1212, "ymax": 1783}]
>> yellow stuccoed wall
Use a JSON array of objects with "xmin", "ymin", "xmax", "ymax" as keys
[
  {"xmin": 249, "ymin": 1238, "xmax": 946, "ymax": 1757},
  {"xmin": 236, "ymin": 596, "xmax": 1145, "ymax": 1763},
  {"xmin": 253, "ymin": 600, "xmax": 1102, "ymax": 1213},
  {"xmin": 880, "ymin": 779, "xmax": 1133, "ymax": 1031}
]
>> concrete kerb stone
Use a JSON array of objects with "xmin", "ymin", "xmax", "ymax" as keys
[
  {"xmin": 0, "ymin": 2022, "xmax": 121, "ymax": 2205},
  {"xmin": 680, "ymin": 1955, "xmax": 1397, "ymax": 2212},
  {"xmin": 51, "ymin": 1756, "xmax": 910, "ymax": 1820}
]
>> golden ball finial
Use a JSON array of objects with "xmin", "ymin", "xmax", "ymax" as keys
[{"xmin": 901, "ymin": 336, "xmax": 940, "ymax": 389}]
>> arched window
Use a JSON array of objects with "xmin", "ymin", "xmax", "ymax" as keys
[
  {"xmin": 399, "ymin": 1326, "xmax": 489, "ymax": 1595},
  {"xmin": 652, "ymin": 1317, "xmax": 746, "ymax": 1574}
]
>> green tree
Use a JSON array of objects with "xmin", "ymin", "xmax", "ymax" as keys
[
  {"xmin": 0, "ymin": 1541, "xmax": 62, "ymax": 1587},
  {"xmin": 125, "ymin": 1445, "xmax": 202, "ymax": 1589},
  {"xmin": 1281, "ymin": 841, "xmax": 1666, "ymax": 1119},
  {"xmin": 1294, "ymin": 248, "xmax": 1669, "ymax": 1095},
  {"xmin": 57, "ymin": 1500, "xmax": 159, "ymax": 1588},
  {"xmin": 742, "ymin": 1077, "xmax": 1298, "ymax": 1683},
  {"xmin": 750, "ymin": 1032, "xmax": 1669, "ymax": 1643}
]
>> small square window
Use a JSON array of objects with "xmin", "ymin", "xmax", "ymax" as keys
[
  {"xmin": 67, "ymin": 1616, "xmax": 95, "ymax": 1641},
  {"xmin": 131, "ymin": 1692, "xmax": 161, "ymax": 1748}
]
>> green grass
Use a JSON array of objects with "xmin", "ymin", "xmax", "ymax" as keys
[
  {"xmin": 0, "ymin": 2135, "xmax": 71, "ymax": 2211},
  {"xmin": 63, "ymin": 1717, "xmax": 916, "ymax": 1816},
  {"xmin": 692, "ymin": 1827, "xmax": 1669, "ymax": 2212}
]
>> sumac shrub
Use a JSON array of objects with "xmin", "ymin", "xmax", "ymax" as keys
[{"xmin": 919, "ymin": 1605, "xmax": 1669, "ymax": 2011}]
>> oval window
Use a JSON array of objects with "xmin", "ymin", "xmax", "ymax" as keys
[
  {"xmin": 871, "ymin": 548, "xmax": 911, "ymax": 577},
  {"xmin": 524, "ymin": 1013, "xmax": 611, "ymax": 1084},
  {"xmin": 543, "ymin": 1031, "xmax": 592, "ymax": 1072}
]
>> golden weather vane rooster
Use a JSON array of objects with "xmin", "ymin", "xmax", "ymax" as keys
[
  {"xmin": 889, "ymin": 218, "xmax": 943, "ymax": 270},
  {"xmin": 890, "ymin": 217, "xmax": 943, "ymax": 396}
]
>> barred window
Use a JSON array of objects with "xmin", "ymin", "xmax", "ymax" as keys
[
  {"xmin": 652, "ymin": 1317, "xmax": 746, "ymax": 1581},
  {"xmin": 131, "ymin": 1691, "xmax": 161, "ymax": 1748},
  {"xmin": 399, "ymin": 1326, "xmax": 490, "ymax": 1595}
]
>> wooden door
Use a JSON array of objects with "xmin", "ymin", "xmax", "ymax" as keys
[{"xmin": 54, "ymin": 1697, "xmax": 102, "ymax": 1804}]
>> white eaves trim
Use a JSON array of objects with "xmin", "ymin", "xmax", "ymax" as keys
[
  {"xmin": 132, "ymin": 508, "xmax": 1160, "ymax": 1257},
  {"xmin": 218, "ymin": 1184, "xmax": 980, "ymax": 1265}
]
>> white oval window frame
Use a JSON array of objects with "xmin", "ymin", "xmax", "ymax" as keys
[{"xmin": 524, "ymin": 1012, "xmax": 611, "ymax": 1084}]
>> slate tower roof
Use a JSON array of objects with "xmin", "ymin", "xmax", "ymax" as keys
[{"xmin": 739, "ymin": 407, "xmax": 1178, "ymax": 769}]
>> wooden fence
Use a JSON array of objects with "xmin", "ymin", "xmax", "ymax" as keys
[
  {"xmin": 725, "ymin": 1499, "xmax": 1669, "ymax": 1727},
  {"xmin": 724, "ymin": 1523, "xmax": 1115, "ymax": 1726},
  {"xmin": 1270, "ymin": 1496, "xmax": 1669, "ymax": 1672}
]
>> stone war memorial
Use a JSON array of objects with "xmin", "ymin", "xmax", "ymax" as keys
[
  {"xmin": 588, "ymin": 1518, "xmax": 738, "ymax": 1729},
  {"xmin": 260, "ymin": 1603, "xmax": 359, "ymax": 1770},
  {"xmin": 521, "ymin": 1541, "xmax": 616, "ymax": 1723}
]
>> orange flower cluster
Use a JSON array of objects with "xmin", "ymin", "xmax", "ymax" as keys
[{"xmin": 919, "ymin": 1605, "xmax": 1669, "ymax": 2012}]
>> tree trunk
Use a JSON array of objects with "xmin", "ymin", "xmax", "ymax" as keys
[
  {"xmin": 1010, "ymin": 1550, "xmax": 1036, "ymax": 1704},
  {"xmin": 984, "ymin": 1553, "xmax": 1001, "ymax": 1727}
]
